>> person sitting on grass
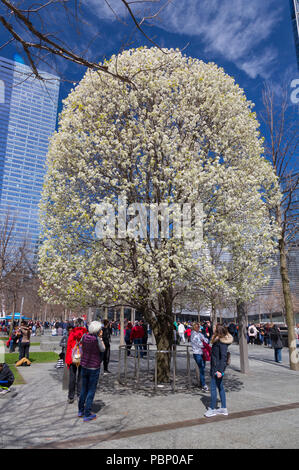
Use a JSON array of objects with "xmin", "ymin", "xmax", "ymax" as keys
[{"xmin": 0, "ymin": 363, "xmax": 15, "ymax": 396}]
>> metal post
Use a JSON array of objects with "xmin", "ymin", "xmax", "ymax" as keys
[
  {"xmin": 187, "ymin": 346, "xmax": 191, "ymax": 389},
  {"xmin": 124, "ymin": 345, "xmax": 128, "ymax": 385},
  {"xmin": 154, "ymin": 353, "xmax": 158, "ymax": 392},
  {"xmin": 172, "ymin": 348, "xmax": 176, "ymax": 393},
  {"xmin": 120, "ymin": 305, "xmax": 125, "ymax": 347},
  {"xmin": 136, "ymin": 349, "xmax": 140, "ymax": 388},
  {"xmin": 147, "ymin": 344, "xmax": 150, "ymax": 374},
  {"xmin": 118, "ymin": 346, "xmax": 121, "ymax": 383}
]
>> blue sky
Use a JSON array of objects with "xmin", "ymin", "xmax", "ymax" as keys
[{"xmin": 1, "ymin": 0, "xmax": 298, "ymax": 168}]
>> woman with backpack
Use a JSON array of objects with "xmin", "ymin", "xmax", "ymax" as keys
[
  {"xmin": 204, "ymin": 324, "xmax": 233, "ymax": 418},
  {"xmin": 247, "ymin": 323, "xmax": 258, "ymax": 345},
  {"xmin": 65, "ymin": 319, "xmax": 88, "ymax": 404},
  {"xmin": 191, "ymin": 322, "xmax": 210, "ymax": 392},
  {"xmin": 78, "ymin": 321, "xmax": 105, "ymax": 422}
]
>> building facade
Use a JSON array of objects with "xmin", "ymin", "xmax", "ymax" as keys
[
  {"xmin": 0, "ymin": 56, "xmax": 59, "ymax": 251},
  {"xmin": 290, "ymin": 0, "xmax": 299, "ymax": 69}
]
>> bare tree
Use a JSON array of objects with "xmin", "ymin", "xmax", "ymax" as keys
[
  {"xmin": 0, "ymin": 0, "xmax": 171, "ymax": 83},
  {"xmin": 262, "ymin": 83, "xmax": 299, "ymax": 371},
  {"xmin": 0, "ymin": 212, "xmax": 30, "ymax": 317}
]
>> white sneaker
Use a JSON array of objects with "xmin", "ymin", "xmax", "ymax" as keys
[
  {"xmin": 217, "ymin": 408, "xmax": 228, "ymax": 415},
  {"xmin": 204, "ymin": 408, "xmax": 217, "ymax": 417},
  {"xmin": 202, "ymin": 385, "xmax": 209, "ymax": 392}
]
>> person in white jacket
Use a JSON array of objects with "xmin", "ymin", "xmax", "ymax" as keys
[
  {"xmin": 248, "ymin": 324, "xmax": 258, "ymax": 345},
  {"xmin": 178, "ymin": 322, "xmax": 186, "ymax": 343}
]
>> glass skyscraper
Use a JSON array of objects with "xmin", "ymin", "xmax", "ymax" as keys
[
  {"xmin": 0, "ymin": 56, "xmax": 60, "ymax": 251},
  {"xmin": 290, "ymin": 0, "xmax": 299, "ymax": 69}
]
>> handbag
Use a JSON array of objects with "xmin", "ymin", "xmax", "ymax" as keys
[
  {"xmin": 202, "ymin": 341, "xmax": 211, "ymax": 361},
  {"xmin": 72, "ymin": 341, "xmax": 83, "ymax": 366}
]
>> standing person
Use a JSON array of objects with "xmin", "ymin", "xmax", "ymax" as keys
[
  {"xmin": 59, "ymin": 327, "xmax": 70, "ymax": 361},
  {"xmin": 186, "ymin": 324, "xmax": 192, "ymax": 343},
  {"xmin": 178, "ymin": 322, "xmax": 186, "ymax": 344},
  {"xmin": 247, "ymin": 323, "xmax": 258, "ymax": 345},
  {"xmin": 204, "ymin": 324, "xmax": 233, "ymax": 417},
  {"xmin": 18, "ymin": 321, "xmax": 31, "ymax": 360},
  {"xmin": 295, "ymin": 323, "xmax": 299, "ymax": 348},
  {"xmin": 124, "ymin": 322, "xmax": 133, "ymax": 356},
  {"xmin": 270, "ymin": 324, "xmax": 283, "ymax": 363},
  {"xmin": 102, "ymin": 319, "xmax": 111, "ymax": 374},
  {"xmin": 65, "ymin": 319, "xmax": 88, "ymax": 404},
  {"xmin": 191, "ymin": 322, "xmax": 210, "ymax": 392},
  {"xmin": 140, "ymin": 320, "xmax": 148, "ymax": 357},
  {"xmin": 130, "ymin": 321, "xmax": 145, "ymax": 358},
  {"xmin": 203, "ymin": 321, "xmax": 213, "ymax": 340},
  {"xmin": 78, "ymin": 321, "xmax": 105, "ymax": 422}
]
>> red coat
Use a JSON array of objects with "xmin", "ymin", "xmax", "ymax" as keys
[
  {"xmin": 65, "ymin": 327, "xmax": 88, "ymax": 367},
  {"xmin": 130, "ymin": 325, "xmax": 144, "ymax": 341}
]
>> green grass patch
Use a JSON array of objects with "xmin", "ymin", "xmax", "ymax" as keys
[
  {"xmin": 9, "ymin": 365, "xmax": 26, "ymax": 385},
  {"xmin": 5, "ymin": 352, "xmax": 59, "ymax": 364}
]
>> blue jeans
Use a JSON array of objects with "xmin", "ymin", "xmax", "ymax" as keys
[
  {"xmin": 78, "ymin": 367, "xmax": 100, "ymax": 417},
  {"xmin": 210, "ymin": 375, "xmax": 226, "ymax": 410},
  {"xmin": 193, "ymin": 354, "xmax": 206, "ymax": 387},
  {"xmin": 274, "ymin": 348, "xmax": 282, "ymax": 362},
  {"xmin": 134, "ymin": 338, "xmax": 144, "ymax": 358}
]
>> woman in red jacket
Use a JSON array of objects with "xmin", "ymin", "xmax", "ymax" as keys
[
  {"xmin": 130, "ymin": 321, "xmax": 145, "ymax": 358},
  {"xmin": 65, "ymin": 319, "xmax": 88, "ymax": 404}
]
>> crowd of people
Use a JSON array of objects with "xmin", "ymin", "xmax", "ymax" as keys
[{"xmin": 1, "ymin": 316, "xmax": 298, "ymax": 420}]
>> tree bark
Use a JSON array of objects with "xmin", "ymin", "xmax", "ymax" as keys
[
  {"xmin": 153, "ymin": 317, "xmax": 174, "ymax": 383},
  {"xmin": 237, "ymin": 300, "xmax": 250, "ymax": 374},
  {"xmin": 279, "ymin": 233, "xmax": 299, "ymax": 371}
]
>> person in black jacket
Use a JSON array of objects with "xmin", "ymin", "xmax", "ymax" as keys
[
  {"xmin": 269, "ymin": 324, "xmax": 283, "ymax": 363},
  {"xmin": 204, "ymin": 324, "xmax": 233, "ymax": 418},
  {"xmin": 102, "ymin": 319, "xmax": 111, "ymax": 373},
  {"xmin": 0, "ymin": 363, "xmax": 15, "ymax": 395}
]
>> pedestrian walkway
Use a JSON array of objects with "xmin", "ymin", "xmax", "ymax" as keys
[{"xmin": 0, "ymin": 341, "xmax": 298, "ymax": 449}]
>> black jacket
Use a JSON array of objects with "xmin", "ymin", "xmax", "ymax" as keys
[
  {"xmin": 102, "ymin": 327, "xmax": 111, "ymax": 347},
  {"xmin": 0, "ymin": 363, "xmax": 15, "ymax": 387},
  {"xmin": 210, "ymin": 334, "xmax": 233, "ymax": 377},
  {"xmin": 270, "ymin": 327, "xmax": 283, "ymax": 349}
]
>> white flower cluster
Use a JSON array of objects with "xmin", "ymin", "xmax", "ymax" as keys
[{"xmin": 38, "ymin": 47, "xmax": 281, "ymax": 314}]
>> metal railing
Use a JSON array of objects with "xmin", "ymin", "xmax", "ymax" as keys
[{"xmin": 118, "ymin": 343, "xmax": 201, "ymax": 392}]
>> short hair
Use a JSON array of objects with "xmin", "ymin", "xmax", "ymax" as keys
[
  {"xmin": 88, "ymin": 321, "xmax": 102, "ymax": 335},
  {"xmin": 75, "ymin": 318, "xmax": 84, "ymax": 327}
]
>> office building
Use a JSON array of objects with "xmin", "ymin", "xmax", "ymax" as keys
[
  {"xmin": 290, "ymin": 0, "xmax": 299, "ymax": 69},
  {"xmin": 0, "ymin": 56, "xmax": 60, "ymax": 251}
]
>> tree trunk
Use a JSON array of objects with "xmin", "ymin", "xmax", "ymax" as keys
[
  {"xmin": 211, "ymin": 300, "xmax": 217, "ymax": 326},
  {"xmin": 120, "ymin": 305, "xmax": 125, "ymax": 347},
  {"xmin": 9, "ymin": 297, "xmax": 16, "ymax": 338},
  {"xmin": 237, "ymin": 300, "xmax": 249, "ymax": 374},
  {"xmin": 279, "ymin": 235, "xmax": 299, "ymax": 371},
  {"xmin": 153, "ymin": 317, "xmax": 174, "ymax": 383}
]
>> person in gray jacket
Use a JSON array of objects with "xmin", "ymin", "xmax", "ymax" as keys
[{"xmin": 191, "ymin": 323, "xmax": 210, "ymax": 392}]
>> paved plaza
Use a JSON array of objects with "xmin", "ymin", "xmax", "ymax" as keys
[{"xmin": 0, "ymin": 336, "xmax": 299, "ymax": 449}]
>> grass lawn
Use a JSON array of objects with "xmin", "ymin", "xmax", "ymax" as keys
[
  {"xmin": 5, "ymin": 352, "xmax": 59, "ymax": 364},
  {"xmin": 1, "ymin": 337, "xmax": 40, "ymax": 346},
  {"xmin": 2, "ymin": 352, "xmax": 58, "ymax": 386},
  {"xmin": 9, "ymin": 365, "xmax": 26, "ymax": 385}
]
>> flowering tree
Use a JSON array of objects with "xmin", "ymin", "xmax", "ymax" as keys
[{"xmin": 38, "ymin": 47, "xmax": 280, "ymax": 381}]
